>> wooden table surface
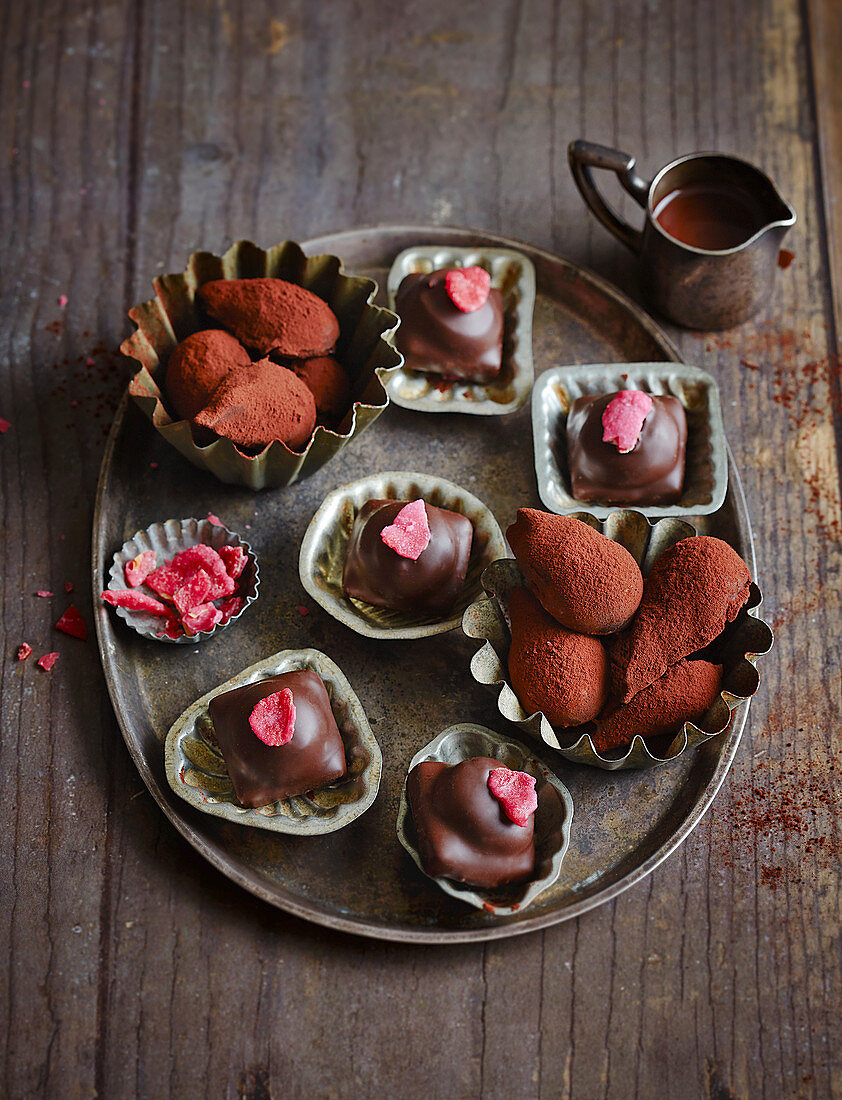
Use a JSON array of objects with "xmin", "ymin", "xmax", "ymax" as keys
[{"xmin": 2, "ymin": 1, "xmax": 840, "ymax": 1097}]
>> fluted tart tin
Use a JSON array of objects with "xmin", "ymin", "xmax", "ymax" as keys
[
  {"xmin": 165, "ymin": 648, "xmax": 382, "ymax": 834},
  {"xmin": 385, "ymin": 245, "xmax": 536, "ymax": 415},
  {"xmin": 532, "ymin": 362, "xmax": 727, "ymax": 518},
  {"xmin": 104, "ymin": 516, "xmax": 259, "ymax": 644},
  {"xmin": 462, "ymin": 510, "xmax": 773, "ymax": 771},
  {"xmin": 298, "ymin": 470, "xmax": 508, "ymax": 640},
  {"xmin": 395, "ymin": 724, "xmax": 574, "ymax": 915},
  {"xmin": 123, "ymin": 239, "xmax": 403, "ymax": 489}
]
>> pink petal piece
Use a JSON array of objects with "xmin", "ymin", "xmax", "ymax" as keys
[
  {"xmin": 125, "ymin": 549, "xmax": 157, "ymax": 588},
  {"xmin": 487, "ymin": 767, "xmax": 538, "ymax": 827},
  {"xmin": 17, "ymin": 643, "xmax": 33, "ymax": 661},
  {"xmin": 444, "ymin": 266, "xmax": 491, "ymax": 312},
  {"xmin": 37, "ymin": 652, "xmax": 60, "ymax": 672},
  {"xmin": 173, "ymin": 570, "xmax": 213, "ymax": 615},
  {"xmin": 206, "ymin": 513, "xmax": 224, "ymax": 527},
  {"xmin": 101, "ymin": 589, "xmax": 170, "ymax": 616},
  {"xmin": 380, "ymin": 499, "xmax": 431, "ymax": 560},
  {"xmin": 35, "ymin": 590, "xmax": 54, "ymax": 598},
  {"xmin": 249, "ymin": 688, "xmax": 296, "ymax": 746},
  {"xmin": 180, "ymin": 602, "xmax": 222, "ymax": 635},
  {"xmin": 0, "ymin": 417, "xmax": 10, "ymax": 434},
  {"xmin": 173, "ymin": 545, "xmax": 235, "ymax": 599},
  {"xmin": 55, "ymin": 605, "xmax": 87, "ymax": 641},
  {"xmin": 601, "ymin": 390, "xmax": 654, "ymax": 453},
  {"xmin": 219, "ymin": 544, "xmax": 247, "ymax": 580}
]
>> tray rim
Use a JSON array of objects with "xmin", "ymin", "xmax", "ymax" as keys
[{"xmin": 93, "ymin": 223, "xmax": 757, "ymax": 944}]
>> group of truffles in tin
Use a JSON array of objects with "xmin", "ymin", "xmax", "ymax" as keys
[
  {"xmin": 505, "ymin": 508, "xmax": 752, "ymax": 754},
  {"xmin": 165, "ymin": 278, "xmax": 354, "ymax": 451}
]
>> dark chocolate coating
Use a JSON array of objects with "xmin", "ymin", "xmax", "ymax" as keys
[
  {"xmin": 406, "ymin": 756, "xmax": 536, "ymax": 888},
  {"xmin": 208, "ymin": 670, "xmax": 346, "ymax": 808},
  {"xmin": 566, "ymin": 392, "xmax": 687, "ymax": 505},
  {"xmin": 394, "ymin": 270, "xmax": 504, "ymax": 381},
  {"xmin": 342, "ymin": 499, "xmax": 473, "ymax": 616}
]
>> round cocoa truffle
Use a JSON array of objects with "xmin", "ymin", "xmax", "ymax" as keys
[
  {"xmin": 291, "ymin": 356, "xmax": 353, "ymax": 427},
  {"xmin": 198, "ymin": 278, "xmax": 340, "ymax": 357},
  {"xmin": 165, "ymin": 329, "xmax": 251, "ymax": 421},
  {"xmin": 506, "ymin": 509, "xmax": 643, "ymax": 635},
  {"xmin": 507, "ymin": 586, "xmax": 608, "ymax": 727},
  {"xmin": 192, "ymin": 357, "xmax": 317, "ymax": 451}
]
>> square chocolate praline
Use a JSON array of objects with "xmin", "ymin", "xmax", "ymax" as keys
[
  {"xmin": 566, "ymin": 393, "xmax": 687, "ymax": 506},
  {"xmin": 208, "ymin": 669, "xmax": 346, "ymax": 808}
]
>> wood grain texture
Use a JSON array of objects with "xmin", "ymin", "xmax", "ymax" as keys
[{"xmin": 0, "ymin": 0, "xmax": 839, "ymax": 1097}]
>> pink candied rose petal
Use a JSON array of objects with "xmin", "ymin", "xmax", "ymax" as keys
[
  {"xmin": 124, "ymin": 549, "xmax": 157, "ymax": 588},
  {"xmin": 55, "ymin": 605, "xmax": 87, "ymax": 641},
  {"xmin": 101, "ymin": 589, "xmax": 171, "ymax": 616},
  {"xmin": 0, "ymin": 417, "xmax": 11, "ymax": 434},
  {"xmin": 35, "ymin": 590, "xmax": 54, "ymax": 598},
  {"xmin": 206, "ymin": 513, "xmax": 224, "ymax": 527},
  {"xmin": 37, "ymin": 652, "xmax": 60, "ymax": 672},
  {"xmin": 173, "ymin": 570, "xmax": 213, "ymax": 615},
  {"xmin": 219, "ymin": 544, "xmax": 247, "ymax": 580},
  {"xmin": 64, "ymin": 581, "xmax": 74, "ymax": 593},
  {"xmin": 601, "ymin": 390, "xmax": 654, "ymax": 453},
  {"xmin": 487, "ymin": 767, "xmax": 538, "ymax": 828},
  {"xmin": 17, "ymin": 642, "xmax": 33, "ymax": 661},
  {"xmin": 173, "ymin": 545, "xmax": 235, "ymax": 599},
  {"xmin": 249, "ymin": 688, "xmax": 296, "ymax": 746},
  {"xmin": 444, "ymin": 266, "xmax": 492, "ymax": 312},
  {"xmin": 380, "ymin": 499, "xmax": 431, "ymax": 560},
  {"xmin": 180, "ymin": 602, "xmax": 222, "ymax": 635},
  {"xmin": 217, "ymin": 596, "xmax": 244, "ymax": 624}
]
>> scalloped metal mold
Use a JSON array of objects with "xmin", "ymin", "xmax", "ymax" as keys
[
  {"xmin": 123, "ymin": 239, "xmax": 403, "ymax": 489},
  {"xmin": 461, "ymin": 511, "xmax": 773, "ymax": 770},
  {"xmin": 298, "ymin": 471, "xmax": 508, "ymax": 639},
  {"xmin": 395, "ymin": 723, "xmax": 574, "ymax": 914},
  {"xmin": 165, "ymin": 648, "xmax": 382, "ymax": 834}
]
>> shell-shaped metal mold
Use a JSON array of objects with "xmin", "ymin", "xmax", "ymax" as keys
[
  {"xmin": 532, "ymin": 362, "xmax": 728, "ymax": 518},
  {"xmin": 385, "ymin": 246, "xmax": 536, "ymax": 415},
  {"xmin": 461, "ymin": 511, "xmax": 774, "ymax": 770},
  {"xmin": 105, "ymin": 517, "xmax": 259, "ymax": 644},
  {"xmin": 298, "ymin": 471, "xmax": 508, "ymax": 639},
  {"xmin": 123, "ymin": 239, "xmax": 403, "ymax": 489},
  {"xmin": 165, "ymin": 648, "xmax": 382, "ymax": 834},
  {"xmin": 395, "ymin": 724, "xmax": 574, "ymax": 914}
]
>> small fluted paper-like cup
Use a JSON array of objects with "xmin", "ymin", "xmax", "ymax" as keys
[
  {"xmin": 103, "ymin": 516, "xmax": 259, "ymax": 644},
  {"xmin": 462, "ymin": 511, "xmax": 774, "ymax": 771},
  {"xmin": 123, "ymin": 239, "xmax": 403, "ymax": 489},
  {"xmin": 396, "ymin": 724, "xmax": 574, "ymax": 915},
  {"xmin": 165, "ymin": 648, "xmax": 382, "ymax": 835}
]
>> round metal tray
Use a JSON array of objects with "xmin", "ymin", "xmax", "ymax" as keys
[{"xmin": 94, "ymin": 225, "xmax": 756, "ymax": 943}]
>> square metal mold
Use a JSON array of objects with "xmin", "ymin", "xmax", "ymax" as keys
[
  {"xmin": 385, "ymin": 245, "xmax": 536, "ymax": 415},
  {"xmin": 532, "ymin": 362, "xmax": 728, "ymax": 518}
]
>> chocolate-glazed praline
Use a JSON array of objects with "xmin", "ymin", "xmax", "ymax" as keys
[
  {"xmin": 394, "ymin": 269, "xmax": 504, "ymax": 381},
  {"xmin": 406, "ymin": 756, "xmax": 536, "ymax": 888},
  {"xmin": 342, "ymin": 499, "xmax": 473, "ymax": 616},
  {"xmin": 566, "ymin": 392, "xmax": 687, "ymax": 505},
  {"xmin": 208, "ymin": 670, "xmax": 346, "ymax": 808}
]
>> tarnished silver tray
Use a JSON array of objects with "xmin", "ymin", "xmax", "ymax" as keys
[{"xmin": 94, "ymin": 225, "xmax": 758, "ymax": 943}]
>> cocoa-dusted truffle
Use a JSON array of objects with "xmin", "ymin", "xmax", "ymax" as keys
[
  {"xmin": 609, "ymin": 536, "xmax": 751, "ymax": 704},
  {"xmin": 198, "ymin": 278, "xmax": 340, "ymax": 357},
  {"xmin": 291, "ymin": 355, "xmax": 353, "ymax": 427},
  {"xmin": 165, "ymin": 329, "xmax": 251, "ymax": 421},
  {"xmin": 406, "ymin": 756, "xmax": 536, "ymax": 888},
  {"xmin": 591, "ymin": 658, "xmax": 723, "ymax": 754},
  {"xmin": 342, "ymin": 499, "xmax": 473, "ymax": 616},
  {"xmin": 567, "ymin": 391, "xmax": 687, "ymax": 506},
  {"xmin": 506, "ymin": 509, "xmax": 643, "ymax": 635},
  {"xmin": 207, "ymin": 670, "xmax": 346, "ymax": 808},
  {"xmin": 193, "ymin": 357, "xmax": 317, "ymax": 451},
  {"xmin": 507, "ymin": 586, "xmax": 608, "ymax": 727},
  {"xmin": 394, "ymin": 269, "xmax": 504, "ymax": 381}
]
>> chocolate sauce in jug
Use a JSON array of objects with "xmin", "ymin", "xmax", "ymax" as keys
[{"xmin": 653, "ymin": 182, "xmax": 766, "ymax": 250}]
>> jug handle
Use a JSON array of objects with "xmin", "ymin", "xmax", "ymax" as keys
[{"xmin": 568, "ymin": 140, "xmax": 650, "ymax": 254}]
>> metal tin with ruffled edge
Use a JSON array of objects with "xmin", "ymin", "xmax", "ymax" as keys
[
  {"xmin": 385, "ymin": 245, "xmax": 536, "ymax": 415},
  {"xmin": 165, "ymin": 648, "xmax": 381, "ymax": 835},
  {"xmin": 396, "ymin": 724, "xmax": 574, "ymax": 915},
  {"xmin": 123, "ymin": 239, "xmax": 403, "ymax": 489},
  {"xmin": 298, "ymin": 471, "xmax": 507, "ymax": 640},
  {"xmin": 103, "ymin": 517, "xmax": 259, "ymax": 644},
  {"xmin": 462, "ymin": 510, "xmax": 773, "ymax": 770}
]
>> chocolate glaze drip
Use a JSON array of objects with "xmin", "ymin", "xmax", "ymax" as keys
[
  {"xmin": 566, "ymin": 392, "xmax": 687, "ymax": 505},
  {"xmin": 407, "ymin": 756, "xmax": 536, "ymax": 888},
  {"xmin": 342, "ymin": 499, "xmax": 473, "ymax": 616},
  {"xmin": 208, "ymin": 670, "xmax": 346, "ymax": 808},
  {"xmin": 395, "ymin": 270, "xmax": 504, "ymax": 381}
]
